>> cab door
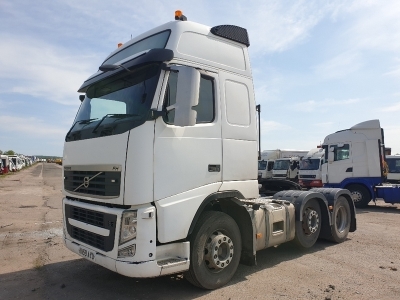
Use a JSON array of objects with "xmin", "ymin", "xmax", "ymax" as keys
[
  {"xmin": 153, "ymin": 66, "xmax": 222, "ymax": 201},
  {"xmin": 324, "ymin": 143, "xmax": 352, "ymax": 184}
]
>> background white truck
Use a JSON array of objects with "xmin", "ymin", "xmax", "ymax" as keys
[
  {"xmin": 387, "ymin": 155, "xmax": 400, "ymax": 183},
  {"xmin": 62, "ymin": 12, "xmax": 356, "ymax": 289},
  {"xmin": 271, "ymin": 150, "xmax": 307, "ymax": 181},
  {"xmin": 322, "ymin": 119, "xmax": 400, "ymax": 208},
  {"xmin": 298, "ymin": 148, "xmax": 325, "ymax": 188},
  {"xmin": 258, "ymin": 149, "xmax": 306, "ymax": 180}
]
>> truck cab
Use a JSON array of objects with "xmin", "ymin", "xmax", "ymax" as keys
[
  {"xmin": 386, "ymin": 155, "xmax": 400, "ymax": 183},
  {"xmin": 321, "ymin": 120, "xmax": 390, "ymax": 207},
  {"xmin": 62, "ymin": 13, "xmax": 356, "ymax": 289},
  {"xmin": 272, "ymin": 157, "xmax": 300, "ymax": 181},
  {"xmin": 298, "ymin": 148, "xmax": 325, "ymax": 188},
  {"xmin": 258, "ymin": 150, "xmax": 279, "ymax": 179}
]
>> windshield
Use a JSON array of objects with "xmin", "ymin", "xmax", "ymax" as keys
[
  {"xmin": 273, "ymin": 160, "xmax": 290, "ymax": 170},
  {"xmin": 258, "ymin": 161, "xmax": 267, "ymax": 170},
  {"xmin": 299, "ymin": 158, "xmax": 321, "ymax": 170},
  {"xmin": 66, "ymin": 63, "xmax": 161, "ymax": 142}
]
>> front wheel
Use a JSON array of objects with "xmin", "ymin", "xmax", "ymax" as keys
[
  {"xmin": 347, "ymin": 184, "xmax": 371, "ymax": 208},
  {"xmin": 184, "ymin": 211, "xmax": 242, "ymax": 290},
  {"xmin": 330, "ymin": 196, "xmax": 351, "ymax": 243},
  {"xmin": 293, "ymin": 199, "xmax": 321, "ymax": 248}
]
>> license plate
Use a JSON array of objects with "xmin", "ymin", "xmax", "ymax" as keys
[{"xmin": 78, "ymin": 246, "xmax": 96, "ymax": 262}]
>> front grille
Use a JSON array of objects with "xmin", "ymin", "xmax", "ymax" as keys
[
  {"xmin": 71, "ymin": 206, "xmax": 105, "ymax": 227},
  {"xmin": 72, "ymin": 227, "xmax": 105, "ymax": 250},
  {"xmin": 64, "ymin": 170, "xmax": 121, "ymax": 197},
  {"xmin": 65, "ymin": 204, "xmax": 117, "ymax": 252},
  {"xmin": 300, "ymin": 175, "xmax": 316, "ymax": 179}
]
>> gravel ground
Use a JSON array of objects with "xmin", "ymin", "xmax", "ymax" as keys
[{"xmin": 0, "ymin": 163, "xmax": 399, "ymax": 300}]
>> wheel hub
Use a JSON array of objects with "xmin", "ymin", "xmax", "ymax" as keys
[
  {"xmin": 302, "ymin": 208, "xmax": 319, "ymax": 235},
  {"xmin": 351, "ymin": 191, "xmax": 362, "ymax": 202},
  {"xmin": 204, "ymin": 231, "xmax": 234, "ymax": 270}
]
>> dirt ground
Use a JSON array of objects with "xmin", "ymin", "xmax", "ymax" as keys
[{"xmin": 0, "ymin": 163, "xmax": 399, "ymax": 300}]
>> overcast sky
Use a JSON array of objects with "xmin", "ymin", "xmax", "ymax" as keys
[{"xmin": 1, "ymin": 0, "xmax": 400, "ymax": 156}]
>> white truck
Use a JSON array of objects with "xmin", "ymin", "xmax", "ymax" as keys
[
  {"xmin": 298, "ymin": 148, "xmax": 325, "ymax": 189},
  {"xmin": 271, "ymin": 150, "xmax": 307, "ymax": 181},
  {"xmin": 387, "ymin": 155, "xmax": 400, "ymax": 183},
  {"xmin": 62, "ymin": 12, "xmax": 356, "ymax": 289},
  {"xmin": 258, "ymin": 150, "xmax": 279, "ymax": 179},
  {"xmin": 322, "ymin": 119, "xmax": 400, "ymax": 208},
  {"xmin": 8, "ymin": 155, "xmax": 23, "ymax": 171},
  {"xmin": 258, "ymin": 149, "xmax": 306, "ymax": 180}
]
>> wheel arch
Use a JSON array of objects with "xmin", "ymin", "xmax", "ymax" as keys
[
  {"xmin": 273, "ymin": 190, "xmax": 331, "ymax": 239},
  {"xmin": 187, "ymin": 190, "xmax": 256, "ymax": 266},
  {"xmin": 340, "ymin": 177, "xmax": 383, "ymax": 200},
  {"xmin": 311, "ymin": 188, "xmax": 357, "ymax": 235}
]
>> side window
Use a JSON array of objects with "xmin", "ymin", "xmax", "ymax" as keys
[
  {"xmin": 267, "ymin": 161, "xmax": 274, "ymax": 171},
  {"xmin": 163, "ymin": 72, "xmax": 215, "ymax": 124},
  {"xmin": 333, "ymin": 144, "xmax": 350, "ymax": 161}
]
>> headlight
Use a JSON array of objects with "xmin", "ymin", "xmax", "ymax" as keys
[{"xmin": 119, "ymin": 210, "xmax": 137, "ymax": 245}]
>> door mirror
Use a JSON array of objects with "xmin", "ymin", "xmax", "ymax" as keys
[{"xmin": 168, "ymin": 66, "xmax": 200, "ymax": 126}]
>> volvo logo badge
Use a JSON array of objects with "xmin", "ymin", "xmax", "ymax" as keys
[
  {"xmin": 73, "ymin": 172, "xmax": 103, "ymax": 192},
  {"xmin": 83, "ymin": 177, "xmax": 90, "ymax": 188}
]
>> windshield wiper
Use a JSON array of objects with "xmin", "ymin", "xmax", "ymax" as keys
[
  {"xmin": 92, "ymin": 114, "xmax": 139, "ymax": 133},
  {"xmin": 66, "ymin": 118, "xmax": 99, "ymax": 138}
]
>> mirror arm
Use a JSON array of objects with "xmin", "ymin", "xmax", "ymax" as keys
[{"xmin": 148, "ymin": 109, "xmax": 166, "ymax": 120}]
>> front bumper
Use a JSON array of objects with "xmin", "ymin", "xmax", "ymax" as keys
[
  {"xmin": 65, "ymin": 238, "xmax": 190, "ymax": 277},
  {"xmin": 299, "ymin": 179, "xmax": 323, "ymax": 188},
  {"xmin": 63, "ymin": 197, "xmax": 190, "ymax": 277}
]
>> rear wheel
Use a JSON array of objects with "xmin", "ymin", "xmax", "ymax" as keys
[
  {"xmin": 293, "ymin": 199, "xmax": 321, "ymax": 248},
  {"xmin": 347, "ymin": 184, "xmax": 371, "ymax": 208},
  {"xmin": 330, "ymin": 196, "xmax": 351, "ymax": 243},
  {"xmin": 184, "ymin": 211, "xmax": 241, "ymax": 289}
]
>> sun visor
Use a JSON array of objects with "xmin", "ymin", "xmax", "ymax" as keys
[{"xmin": 78, "ymin": 49, "xmax": 174, "ymax": 93}]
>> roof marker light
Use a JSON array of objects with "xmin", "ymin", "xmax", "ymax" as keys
[
  {"xmin": 175, "ymin": 10, "xmax": 187, "ymax": 21},
  {"xmin": 117, "ymin": 43, "xmax": 123, "ymax": 48}
]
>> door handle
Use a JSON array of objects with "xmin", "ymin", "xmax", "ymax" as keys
[{"xmin": 208, "ymin": 165, "xmax": 221, "ymax": 172}]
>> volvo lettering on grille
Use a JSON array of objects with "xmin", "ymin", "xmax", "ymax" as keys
[{"xmin": 74, "ymin": 172, "xmax": 103, "ymax": 191}]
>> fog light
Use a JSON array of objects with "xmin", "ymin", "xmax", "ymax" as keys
[{"xmin": 118, "ymin": 244, "xmax": 136, "ymax": 258}]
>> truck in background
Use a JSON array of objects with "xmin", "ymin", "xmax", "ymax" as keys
[
  {"xmin": 298, "ymin": 148, "xmax": 325, "ymax": 189},
  {"xmin": 322, "ymin": 119, "xmax": 400, "ymax": 208},
  {"xmin": 258, "ymin": 149, "xmax": 305, "ymax": 179},
  {"xmin": 271, "ymin": 150, "xmax": 307, "ymax": 181},
  {"xmin": 61, "ymin": 12, "xmax": 356, "ymax": 289},
  {"xmin": 1, "ymin": 155, "xmax": 10, "ymax": 174},
  {"xmin": 8, "ymin": 155, "xmax": 23, "ymax": 171},
  {"xmin": 387, "ymin": 155, "xmax": 400, "ymax": 183}
]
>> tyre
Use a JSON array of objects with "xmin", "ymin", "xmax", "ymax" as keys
[
  {"xmin": 293, "ymin": 199, "xmax": 321, "ymax": 248},
  {"xmin": 347, "ymin": 184, "xmax": 371, "ymax": 208},
  {"xmin": 330, "ymin": 196, "xmax": 351, "ymax": 243},
  {"xmin": 184, "ymin": 211, "xmax": 241, "ymax": 290}
]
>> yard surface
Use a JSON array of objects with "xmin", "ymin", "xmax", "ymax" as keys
[{"xmin": 0, "ymin": 163, "xmax": 399, "ymax": 299}]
